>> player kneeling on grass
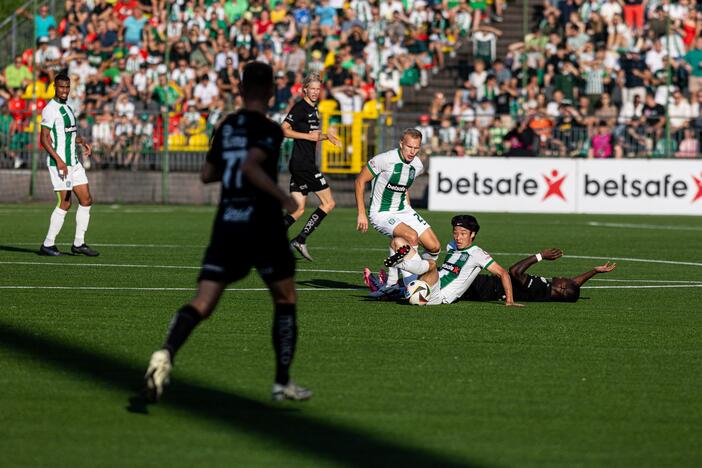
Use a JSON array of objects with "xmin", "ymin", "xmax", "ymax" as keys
[
  {"xmin": 463, "ymin": 249, "xmax": 617, "ymax": 302},
  {"xmin": 144, "ymin": 62, "xmax": 311, "ymax": 404},
  {"xmin": 384, "ymin": 215, "xmax": 523, "ymax": 307}
]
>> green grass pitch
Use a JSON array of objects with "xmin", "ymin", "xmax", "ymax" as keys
[{"xmin": 1, "ymin": 204, "xmax": 701, "ymax": 467}]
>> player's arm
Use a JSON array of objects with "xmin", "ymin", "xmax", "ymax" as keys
[
  {"xmin": 354, "ymin": 165, "xmax": 375, "ymax": 232},
  {"xmin": 571, "ymin": 261, "xmax": 617, "ymax": 287},
  {"xmin": 508, "ymin": 248, "xmax": 563, "ymax": 285},
  {"xmin": 486, "ymin": 261, "xmax": 524, "ymax": 307},
  {"xmin": 40, "ymin": 126, "xmax": 68, "ymax": 175},
  {"xmin": 241, "ymin": 147, "xmax": 297, "ymax": 213},
  {"xmin": 75, "ymin": 135, "xmax": 92, "ymax": 157}
]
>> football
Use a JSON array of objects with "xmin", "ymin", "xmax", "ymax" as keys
[{"xmin": 407, "ymin": 280, "xmax": 431, "ymax": 305}]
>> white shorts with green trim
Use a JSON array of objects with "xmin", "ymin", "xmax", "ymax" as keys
[
  {"xmin": 369, "ymin": 209, "xmax": 431, "ymax": 238},
  {"xmin": 48, "ymin": 163, "xmax": 88, "ymax": 191}
]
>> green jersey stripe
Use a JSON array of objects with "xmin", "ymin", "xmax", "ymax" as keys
[
  {"xmin": 367, "ymin": 161, "xmax": 377, "ymax": 177},
  {"xmin": 50, "ymin": 125, "xmax": 58, "ymax": 167},
  {"xmin": 379, "ymin": 163, "xmax": 403, "ymax": 212},
  {"xmin": 59, "ymin": 106, "xmax": 73, "ymax": 165}
]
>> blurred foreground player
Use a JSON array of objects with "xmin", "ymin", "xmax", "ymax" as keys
[{"xmin": 144, "ymin": 62, "xmax": 311, "ymax": 403}]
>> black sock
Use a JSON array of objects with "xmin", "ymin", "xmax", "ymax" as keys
[
  {"xmin": 296, "ymin": 208, "xmax": 327, "ymax": 242},
  {"xmin": 163, "ymin": 304, "xmax": 203, "ymax": 361},
  {"xmin": 272, "ymin": 303, "xmax": 297, "ymax": 385},
  {"xmin": 283, "ymin": 214, "xmax": 296, "ymax": 229}
]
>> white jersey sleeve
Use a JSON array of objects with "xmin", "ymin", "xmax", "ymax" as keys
[
  {"xmin": 367, "ymin": 151, "xmax": 391, "ymax": 177},
  {"xmin": 41, "ymin": 101, "xmax": 57, "ymax": 129}
]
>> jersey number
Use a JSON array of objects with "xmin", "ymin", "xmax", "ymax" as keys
[
  {"xmin": 222, "ymin": 150, "xmax": 246, "ymax": 189},
  {"xmin": 413, "ymin": 212, "xmax": 427, "ymax": 225}
]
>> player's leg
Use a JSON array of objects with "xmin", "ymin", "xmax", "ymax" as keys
[
  {"xmin": 144, "ymin": 279, "xmax": 227, "ymax": 402},
  {"xmin": 71, "ymin": 182, "xmax": 99, "ymax": 256},
  {"xmin": 259, "ymin": 225, "xmax": 311, "ymax": 401},
  {"xmin": 291, "ymin": 187, "xmax": 335, "ymax": 257},
  {"xmin": 385, "ymin": 235, "xmax": 434, "ymax": 275},
  {"xmin": 40, "ymin": 190, "xmax": 71, "ymax": 256},
  {"xmin": 284, "ymin": 191, "xmax": 307, "ymax": 227}
]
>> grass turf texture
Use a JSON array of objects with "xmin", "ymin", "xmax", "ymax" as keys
[{"xmin": 0, "ymin": 204, "xmax": 701, "ymax": 467}]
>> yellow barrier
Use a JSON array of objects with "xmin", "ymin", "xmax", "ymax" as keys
[{"xmin": 320, "ymin": 111, "xmax": 372, "ymax": 174}]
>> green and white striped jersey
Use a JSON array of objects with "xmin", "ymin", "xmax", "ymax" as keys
[
  {"xmin": 438, "ymin": 241, "xmax": 494, "ymax": 304},
  {"xmin": 367, "ymin": 148, "xmax": 424, "ymax": 214},
  {"xmin": 41, "ymin": 98, "xmax": 78, "ymax": 167}
]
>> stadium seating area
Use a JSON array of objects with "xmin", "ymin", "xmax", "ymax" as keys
[
  {"xmin": 416, "ymin": 0, "xmax": 702, "ymax": 158},
  {"xmin": 1, "ymin": 0, "xmax": 496, "ymax": 168},
  {"xmin": 1, "ymin": 0, "xmax": 699, "ymax": 166}
]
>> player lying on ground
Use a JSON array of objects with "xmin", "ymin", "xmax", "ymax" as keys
[
  {"xmin": 463, "ymin": 249, "xmax": 617, "ymax": 302},
  {"xmin": 366, "ymin": 249, "xmax": 617, "ymax": 303},
  {"xmin": 144, "ymin": 62, "xmax": 311, "ymax": 403},
  {"xmin": 384, "ymin": 214, "xmax": 523, "ymax": 306},
  {"xmin": 355, "ymin": 128, "xmax": 441, "ymax": 297}
]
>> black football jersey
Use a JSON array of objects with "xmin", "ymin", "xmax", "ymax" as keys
[{"xmin": 284, "ymin": 98, "xmax": 320, "ymax": 170}]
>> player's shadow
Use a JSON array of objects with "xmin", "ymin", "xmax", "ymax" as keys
[
  {"xmin": 0, "ymin": 245, "xmax": 43, "ymax": 255},
  {"xmin": 296, "ymin": 278, "xmax": 362, "ymax": 290},
  {"xmin": 0, "ymin": 321, "xmax": 481, "ymax": 468}
]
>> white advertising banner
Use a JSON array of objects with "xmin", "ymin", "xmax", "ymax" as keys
[{"xmin": 428, "ymin": 157, "xmax": 702, "ymax": 215}]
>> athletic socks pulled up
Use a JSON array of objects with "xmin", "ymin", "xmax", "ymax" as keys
[
  {"xmin": 163, "ymin": 304, "xmax": 203, "ymax": 361},
  {"xmin": 74, "ymin": 204, "xmax": 91, "ymax": 246},
  {"xmin": 44, "ymin": 207, "xmax": 67, "ymax": 247},
  {"xmin": 283, "ymin": 214, "xmax": 296, "ymax": 229},
  {"xmin": 273, "ymin": 303, "xmax": 297, "ymax": 385},
  {"xmin": 295, "ymin": 208, "xmax": 327, "ymax": 242}
]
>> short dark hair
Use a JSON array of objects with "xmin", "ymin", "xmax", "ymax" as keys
[
  {"xmin": 451, "ymin": 215, "xmax": 480, "ymax": 233},
  {"xmin": 54, "ymin": 72, "xmax": 71, "ymax": 84},
  {"xmin": 241, "ymin": 61, "xmax": 274, "ymax": 99}
]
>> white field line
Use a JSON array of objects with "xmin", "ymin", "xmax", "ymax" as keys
[
  {"xmin": 587, "ymin": 221, "xmax": 702, "ymax": 232},
  {"xmin": 3, "ymin": 260, "xmax": 702, "ymax": 284},
  {"xmin": 0, "ymin": 284, "xmax": 700, "ymax": 292},
  {"xmin": 0, "ymin": 261, "xmax": 359, "ymax": 274},
  {"xmin": 582, "ymin": 284, "xmax": 702, "ymax": 289},
  {"xmin": 5, "ymin": 243, "xmax": 702, "ymax": 268},
  {"xmin": 0, "ymin": 286, "xmax": 364, "ymax": 291}
]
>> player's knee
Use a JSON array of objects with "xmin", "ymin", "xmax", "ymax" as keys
[
  {"xmin": 405, "ymin": 231, "xmax": 419, "ymax": 246},
  {"xmin": 272, "ymin": 288, "xmax": 296, "ymax": 304},
  {"xmin": 391, "ymin": 236, "xmax": 409, "ymax": 250},
  {"xmin": 188, "ymin": 300, "xmax": 214, "ymax": 319},
  {"xmin": 60, "ymin": 199, "xmax": 72, "ymax": 210},
  {"xmin": 81, "ymin": 196, "xmax": 93, "ymax": 207}
]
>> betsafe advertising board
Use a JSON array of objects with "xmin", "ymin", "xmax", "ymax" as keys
[{"xmin": 429, "ymin": 157, "xmax": 702, "ymax": 215}]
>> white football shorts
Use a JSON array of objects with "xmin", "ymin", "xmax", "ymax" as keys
[
  {"xmin": 48, "ymin": 163, "xmax": 88, "ymax": 191},
  {"xmin": 369, "ymin": 209, "xmax": 431, "ymax": 238}
]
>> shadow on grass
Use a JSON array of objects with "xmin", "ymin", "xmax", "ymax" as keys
[
  {"xmin": 0, "ymin": 321, "xmax": 482, "ymax": 468},
  {"xmin": 296, "ymin": 278, "xmax": 363, "ymax": 290},
  {"xmin": 0, "ymin": 245, "xmax": 43, "ymax": 255}
]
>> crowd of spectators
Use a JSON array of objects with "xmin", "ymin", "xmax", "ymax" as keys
[
  {"xmin": 0, "ymin": 0, "xmax": 508, "ymax": 168},
  {"xmin": 416, "ymin": 0, "xmax": 702, "ymax": 158}
]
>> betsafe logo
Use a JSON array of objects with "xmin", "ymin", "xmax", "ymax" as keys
[
  {"xmin": 583, "ymin": 172, "xmax": 702, "ymax": 203},
  {"xmin": 436, "ymin": 169, "xmax": 570, "ymax": 202}
]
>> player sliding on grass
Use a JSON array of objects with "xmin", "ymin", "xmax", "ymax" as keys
[
  {"xmin": 367, "ymin": 246, "xmax": 617, "ymax": 303},
  {"xmin": 384, "ymin": 214, "xmax": 523, "ymax": 306},
  {"xmin": 462, "ymin": 249, "xmax": 617, "ymax": 303},
  {"xmin": 355, "ymin": 128, "xmax": 441, "ymax": 297},
  {"xmin": 144, "ymin": 62, "xmax": 311, "ymax": 403}
]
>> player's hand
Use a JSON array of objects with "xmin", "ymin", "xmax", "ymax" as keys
[
  {"xmin": 81, "ymin": 141, "xmax": 92, "ymax": 157},
  {"xmin": 541, "ymin": 248, "xmax": 563, "ymax": 260},
  {"xmin": 57, "ymin": 160, "xmax": 68, "ymax": 179},
  {"xmin": 505, "ymin": 301, "xmax": 525, "ymax": 308},
  {"xmin": 594, "ymin": 261, "xmax": 616, "ymax": 273},
  {"xmin": 357, "ymin": 213, "xmax": 368, "ymax": 232},
  {"xmin": 282, "ymin": 195, "xmax": 299, "ymax": 214},
  {"xmin": 309, "ymin": 131, "xmax": 322, "ymax": 142},
  {"xmin": 326, "ymin": 128, "xmax": 341, "ymax": 147}
]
